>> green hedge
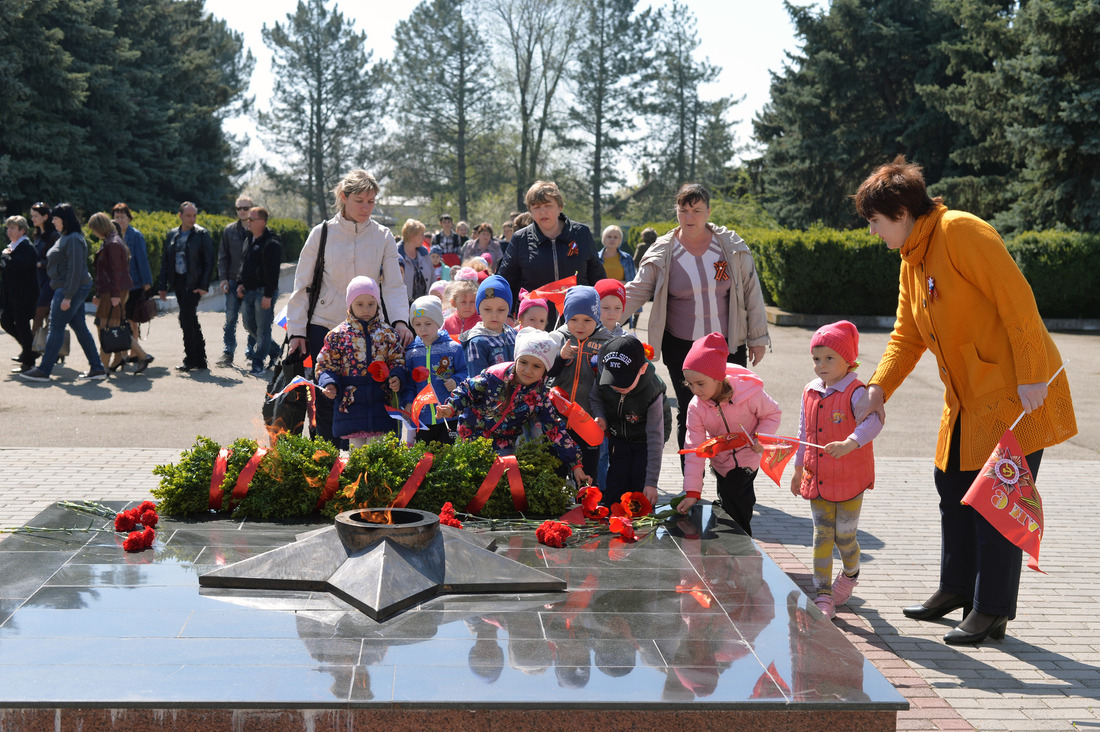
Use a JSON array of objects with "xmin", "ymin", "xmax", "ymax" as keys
[
  {"xmin": 85, "ymin": 211, "xmax": 309, "ymax": 288},
  {"xmin": 626, "ymin": 218, "xmax": 1097, "ymax": 318},
  {"xmin": 1009, "ymin": 231, "xmax": 1100, "ymax": 319}
]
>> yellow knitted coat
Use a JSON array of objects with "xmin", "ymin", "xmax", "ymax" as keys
[{"xmin": 870, "ymin": 205, "xmax": 1076, "ymax": 471}]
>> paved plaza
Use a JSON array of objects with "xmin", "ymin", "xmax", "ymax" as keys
[{"xmin": 1, "ymin": 290, "xmax": 1097, "ymax": 730}]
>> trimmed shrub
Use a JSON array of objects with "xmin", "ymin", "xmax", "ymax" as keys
[{"xmin": 1009, "ymin": 231, "xmax": 1100, "ymax": 319}]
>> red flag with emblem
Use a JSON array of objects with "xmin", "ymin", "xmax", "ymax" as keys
[
  {"xmin": 961, "ymin": 429, "xmax": 1045, "ymax": 573},
  {"xmin": 756, "ymin": 434, "xmax": 799, "ymax": 486},
  {"xmin": 411, "ymin": 382, "xmax": 439, "ymax": 426},
  {"xmin": 529, "ymin": 275, "xmax": 577, "ymax": 312},
  {"xmin": 678, "ymin": 432, "xmax": 751, "ymax": 458}
]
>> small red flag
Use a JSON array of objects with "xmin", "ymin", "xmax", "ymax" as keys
[
  {"xmin": 962, "ymin": 429, "xmax": 1045, "ymax": 572},
  {"xmin": 411, "ymin": 382, "xmax": 439, "ymax": 426},
  {"xmin": 757, "ymin": 434, "xmax": 799, "ymax": 486},
  {"xmin": 678, "ymin": 432, "xmax": 751, "ymax": 458},
  {"xmin": 549, "ymin": 386, "xmax": 605, "ymax": 446},
  {"xmin": 529, "ymin": 275, "xmax": 577, "ymax": 311}
]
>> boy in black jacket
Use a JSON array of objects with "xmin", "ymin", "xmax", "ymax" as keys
[{"xmin": 589, "ymin": 335, "xmax": 670, "ymax": 508}]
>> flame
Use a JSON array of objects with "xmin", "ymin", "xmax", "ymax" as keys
[
  {"xmin": 342, "ymin": 473, "xmax": 362, "ymax": 500},
  {"xmin": 305, "ymin": 474, "xmax": 323, "ymax": 489},
  {"xmin": 312, "ymin": 449, "xmax": 330, "ymax": 461},
  {"xmin": 361, "ymin": 510, "xmax": 395, "ymax": 525}
]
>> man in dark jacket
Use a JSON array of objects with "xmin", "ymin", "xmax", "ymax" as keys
[
  {"xmin": 158, "ymin": 202, "xmax": 215, "ymax": 371},
  {"xmin": 497, "ymin": 180, "xmax": 606, "ymax": 329},
  {"xmin": 217, "ymin": 194, "xmax": 253, "ymax": 366},
  {"xmin": 235, "ymin": 207, "xmax": 282, "ymax": 376}
]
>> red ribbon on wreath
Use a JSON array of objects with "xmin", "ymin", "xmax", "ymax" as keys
[
  {"xmin": 230, "ymin": 447, "xmax": 269, "ymax": 507},
  {"xmin": 317, "ymin": 455, "xmax": 348, "ymax": 509},
  {"xmin": 391, "ymin": 452, "xmax": 435, "ymax": 509},
  {"xmin": 208, "ymin": 447, "xmax": 232, "ymax": 510},
  {"xmin": 464, "ymin": 456, "xmax": 525, "ymax": 514}
]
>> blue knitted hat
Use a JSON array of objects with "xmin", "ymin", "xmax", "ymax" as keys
[
  {"xmin": 475, "ymin": 274, "xmax": 513, "ymax": 311},
  {"xmin": 563, "ymin": 285, "xmax": 600, "ymax": 322}
]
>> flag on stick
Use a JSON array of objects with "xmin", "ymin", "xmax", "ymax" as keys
[
  {"xmin": 549, "ymin": 386, "xmax": 604, "ymax": 446},
  {"xmin": 961, "ymin": 429, "xmax": 1045, "ymax": 572},
  {"xmin": 411, "ymin": 382, "xmax": 440, "ymax": 426},
  {"xmin": 384, "ymin": 405, "xmax": 422, "ymax": 432},
  {"xmin": 756, "ymin": 434, "xmax": 799, "ymax": 486},
  {"xmin": 678, "ymin": 432, "xmax": 751, "ymax": 458},
  {"xmin": 529, "ymin": 275, "xmax": 577, "ymax": 312}
]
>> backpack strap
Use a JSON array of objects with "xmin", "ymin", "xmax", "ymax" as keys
[{"xmin": 305, "ymin": 222, "xmax": 328, "ymax": 327}]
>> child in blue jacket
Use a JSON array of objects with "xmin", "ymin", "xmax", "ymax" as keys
[{"xmin": 402, "ymin": 295, "xmax": 468, "ymax": 444}]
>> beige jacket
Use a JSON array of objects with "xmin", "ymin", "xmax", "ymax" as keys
[
  {"xmin": 286, "ymin": 213, "xmax": 409, "ymax": 335},
  {"xmin": 623, "ymin": 224, "xmax": 769, "ymax": 359}
]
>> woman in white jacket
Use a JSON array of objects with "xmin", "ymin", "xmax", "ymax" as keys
[{"xmin": 287, "ymin": 170, "xmax": 412, "ymax": 443}]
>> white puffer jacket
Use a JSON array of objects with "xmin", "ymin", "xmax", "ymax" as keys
[{"xmin": 286, "ymin": 213, "xmax": 409, "ymax": 335}]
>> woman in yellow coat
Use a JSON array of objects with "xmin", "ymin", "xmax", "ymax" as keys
[{"xmin": 854, "ymin": 156, "xmax": 1076, "ymax": 645}]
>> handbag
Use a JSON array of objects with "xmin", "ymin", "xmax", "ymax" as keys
[
  {"xmin": 131, "ymin": 289, "xmax": 158, "ymax": 324},
  {"xmin": 262, "ymin": 342, "xmax": 309, "ymax": 443},
  {"xmin": 32, "ymin": 318, "xmax": 71, "ymax": 357},
  {"xmin": 263, "ymin": 223, "xmax": 329, "ymax": 442},
  {"xmin": 99, "ymin": 305, "xmax": 132, "ymax": 353}
]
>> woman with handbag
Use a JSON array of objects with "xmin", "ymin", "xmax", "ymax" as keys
[
  {"xmin": 18, "ymin": 203, "xmax": 107, "ymax": 382},
  {"xmin": 112, "ymin": 203, "xmax": 155, "ymax": 372},
  {"xmin": 28, "ymin": 202, "xmax": 59, "ymax": 342},
  {"xmin": 89, "ymin": 213, "xmax": 133, "ymax": 372}
]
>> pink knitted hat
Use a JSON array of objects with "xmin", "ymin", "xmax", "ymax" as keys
[
  {"xmin": 810, "ymin": 320, "xmax": 859, "ymax": 366},
  {"xmin": 683, "ymin": 332, "xmax": 729, "ymax": 381},
  {"xmin": 517, "ymin": 297, "xmax": 549, "ymax": 319},
  {"xmin": 346, "ymin": 276, "xmax": 380, "ymax": 307}
]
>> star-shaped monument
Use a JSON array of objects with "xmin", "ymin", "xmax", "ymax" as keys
[{"xmin": 199, "ymin": 508, "xmax": 565, "ymax": 621}]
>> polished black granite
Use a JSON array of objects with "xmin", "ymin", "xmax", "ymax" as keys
[{"xmin": 0, "ymin": 501, "xmax": 906, "ymax": 711}]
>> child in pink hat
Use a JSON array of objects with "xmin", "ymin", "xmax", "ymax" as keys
[
  {"xmin": 676, "ymin": 332, "xmax": 782, "ymax": 538},
  {"xmin": 790, "ymin": 320, "xmax": 882, "ymax": 620}
]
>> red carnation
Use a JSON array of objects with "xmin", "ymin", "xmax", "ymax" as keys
[
  {"xmin": 122, "ymin": 531, "xmax": 145, "ymax": 552},
  {"xmin": 412, "ymin": 366, "xmax": 430, "ymax": 382},
  {"xmin": 114, "ymin": 511, "xmax": 137, "ymax": 533},
  {"xmin": 140, "ymin": 510, "xmax": 159, "ymax": 528},
  {"xmin": 536, "ymin": 520, "xmax": 573, "ymax": 548},
  {"xmin": 141, "ymin": 527, "xmax": 156, "ymax": 548},
  {"xmin": 367, "ymin": 361, "xmax": 390, "ymax": 382},
  {"xmin": 438, "ymin": 502, "xmax": 463, "ymax": 528},
  {"xmin": 136, "ymin": 501, "xmax": 157, "ymax": 514}
]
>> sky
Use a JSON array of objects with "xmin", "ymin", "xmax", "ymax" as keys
[{"xmin": 210, "ymin": 0, "xmax": 828, "ymax": 169}]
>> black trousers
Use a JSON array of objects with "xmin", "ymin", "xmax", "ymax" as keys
[
  {"xmin": 661, "ymin": 331, "xmax": 746, "ymax": 469},
  {"xmin": 715, "ymin": 466, "xmax": 758, "ymax": 536},
  {"xmin": 603, "ymin": 435, "xmax": 649, "ymax": 506},
  {"xmin": 1, "ymin": 304, "xmax": 35, "ymax": 366},
  {"xmin": 416, "ymin": 421, "xmax": 454, "ymax": 446},
  {"xmin": 175, "ymin": 285, "xmax": 206, "ymax": 368},
  {"xmin": 935, "ymin": 421, "xmax": 1043, "ymax": 619},
  {"xmin": 570, "ymin": 431, "xmax": 601, "ymax": 483}
]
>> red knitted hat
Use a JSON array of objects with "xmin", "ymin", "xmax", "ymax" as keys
[
  {"xmin": 810, "ymin": 320, "xmax": 859, "ymax": 366},
  {"xmin": 594, "ymin": 278, "xmax": 626, "ymax": 308},
  {"xmin": 683, "ymin": 332, "xmax": 729, "ymax": 381}
]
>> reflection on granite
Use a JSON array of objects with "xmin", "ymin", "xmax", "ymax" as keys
[{"xmin": 0, "ymin": 500, "xmax": 905, "ymax": 720}]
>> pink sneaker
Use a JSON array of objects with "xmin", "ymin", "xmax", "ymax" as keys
[
  {"xmin": 832, "ymin": 571, "xmax": 859, "ymax": 605},
  {"xmin": 814, "ymin": 594, "xmax": 835, "ymax": 619}
]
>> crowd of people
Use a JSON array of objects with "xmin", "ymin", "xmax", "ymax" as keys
[{"xmin": 0, "ymin": 159, "xmax": 1077, "ymax": 647}]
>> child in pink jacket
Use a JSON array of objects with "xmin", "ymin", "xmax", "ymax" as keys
[{"xmin": 676, "ymin": 332, "xmax": 781, "ymax": 536}]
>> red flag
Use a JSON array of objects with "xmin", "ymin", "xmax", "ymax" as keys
[
  {"xmin": 411, "ymin": 382, "xmax": 439, "ymax": 426},
  {"xmin": 751, "ymin": 661, "xmax": 791, "ymax": 699},
  {"xmin": 678, "ymin": 432, "xmax": 751, "ymax": 458},
  {"xmin": 757, "ymin": 434, "xmax": 799, "ymax": 486},
  {"xmin": 529, "ymin": 275, "xmax": 577, "ymax": 312},
  {"xmin": 962, "ymin": 429, "xmax": 1045, "ymax": 572},
  {"xmin": 549, "ymin": 386, "xmax": 605, "ymax": 446}
]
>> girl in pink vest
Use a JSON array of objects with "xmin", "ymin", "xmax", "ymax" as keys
[{"xmin": 790, "ymin": 321, "xmax": 883, "ymax": 620}]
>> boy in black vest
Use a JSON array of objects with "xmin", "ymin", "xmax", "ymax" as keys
[{"xmin": 589, "ymin": 335, "xmax": 671, "ymax": 509}]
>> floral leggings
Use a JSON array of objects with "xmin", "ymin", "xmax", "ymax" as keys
[{"xmin": 810, "ymin": 493, "xmax": 864, "ymax": 595}]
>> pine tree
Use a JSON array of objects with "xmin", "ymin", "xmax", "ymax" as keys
[
  {"xmin": 385, "ymin": 0, "xmax": 496, "ymax": 222},
  {"xmin": 258, "ymin": 0, "xmax": 385, "ymax": 224},
  {"xmin": 566, "ymin": 0, "xmax": 656, "ymax": 234}
]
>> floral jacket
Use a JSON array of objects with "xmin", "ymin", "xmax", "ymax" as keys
[
  {"xmin": 445, "ymin": 361, "xmax": 581, "ymax": 470},
  {"xmin": 315, "ymin": 313, "xmax": 407, "ymax": 437}
]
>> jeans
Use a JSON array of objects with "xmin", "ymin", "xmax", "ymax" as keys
[
  {"xmin": 39, "ymin": 283, "xmax": 103, "ymax": 375},
  {"xmin": 222, "ymin": 279, "xmax": 244, "ymax": 356},
  {"xmin": 240, "ymin": 288, "xmax": 280, "ymax": 370}
]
